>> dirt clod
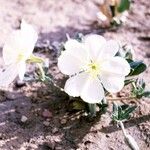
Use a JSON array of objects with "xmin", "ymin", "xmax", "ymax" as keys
[{"xmin": 21, "ymin": 115, "xmax": 28, "ymax": 123}]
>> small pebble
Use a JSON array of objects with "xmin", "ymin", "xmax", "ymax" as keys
[
  {"xmin": 52, "ymin": 127, "xmax": 59, "ymax": 134},
  {"xmin": 43, "ymin": 121, "xmax": 50, "ymax": 126},
  {"xmin": 0, "ymin": 133, "xmax": 3, "ymax": 140},
  {"xmin": 55, "ymin": 146, "xmax": 62, "ymax": 150},
  {"xmin": 106, "ymin": 134, "xmax": 110, "ymax": 138},
  {"xmin": 42, "ymin": 109, "xmax": 52, "ymax": 118},
  {"xmin": 21, "ymin": 115, "xmax": 28, "ymax": 123},
  {"xmin": 60, "ymin": 118, "xmax": 67, "ymax": 125}
]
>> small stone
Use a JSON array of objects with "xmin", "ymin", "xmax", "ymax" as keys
[
  {"xmin": 43, "ymin": 121, "xmax": 50, "ymax": 126},
  {"xmin": 42, "ymin": 109, "xmax": 52, "ymax": 118},
  {"xmin": 55, "ymin": 146, "xmax": 62, "ymax": 150},
  {"xmin": 52, "ymin": 127, "xmax": 59, "ymax": 134},
  {"xmin": 21, "ymin": 115, "xmax": 28, "ymax": 123},
  {"xmin": 60, "ymin": 118, "xmax": 67, "ymax": 125},
  {"xmin": 0, "ymin": 133, "xmax": 3, "ymax": 140},
  {"xmin": 46, "ymin": 118, "xmax": 51, "ymax": 122},
  {"xmin": 54, "ymin": 137, "xmax": 61, "ymax": 143},
  {"xmin": 106, "ymin": 134, "xmax": 110, "ymax": 138}
]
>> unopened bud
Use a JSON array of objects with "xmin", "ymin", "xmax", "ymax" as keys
[{"xmin": 125, "ymin": 134, "xmax": 140, "ymax": 150}]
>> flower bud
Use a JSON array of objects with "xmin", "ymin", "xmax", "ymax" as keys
[{"xmin": 124, "ymin": 134, "xmax": 140, "ymax": 150}]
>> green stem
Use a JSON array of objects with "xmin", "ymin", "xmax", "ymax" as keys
[
  {"xmin": 107, "ymin": 96, "xmax": 136, "ymax": 101},
  {"xmin": 88, "ymin": 103, "xmax": 96, "ymax": 117},
  {"xmin": 48, "ymin": 77, "xmax": 64, "ymax": 92},
  {"xmin": 27, "ymin": 54, "xmax": 44, "ymax": 63},
  {"xmin": 132, "ymin": 82, "xmax": 137, "ymax": 90},
  {"xmin": 37, "ymin": 63, "xmax": 45, "ymax": 81},
  {"xmin": 119, "ymin": 121, "xmax": 127, "ymax": 137}
]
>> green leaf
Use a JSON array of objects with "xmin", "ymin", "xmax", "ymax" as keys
[
  {"xmin": 131, "ymin": 64, "xmax": 146, "ymax": 75},
  {"xmin": 112, "ymin": 104, "xmax": 136, "ymax": 121},
  {"xmin": 88, "ymin": 103, "xmax": 97, "ymax": 117},
  {"xmin": 117, "ymin": 0, "xmax": 130, "ymax": 13},
  {"xmin": 121, "ymin": 104, "xmax": 129, "ymax": 110},
  {"xmin": 131, "ymin": 79, "xmax": 149, "ymax": 99},
  {"xmin": 121, "ymin": 106, "xmax": 136, "ymax": 120},
  {"xmin": 142, "ymin": 91, "xmax": 150, "ymax": 98},
  {"xmin": 126, "ymin": 59, "xmax": 133, "ymax": 63},
  {"xmin": 124, "ymin": 79, "xmax": 134, "ymax": 85},
  {"xmin": 118, "ymin": 106, "xmax": 123, "ymax": 120},
  {"xmin": 98, "ymin": 101, "xmax": 108, "ymax": 114},
  {"xmin": 72, "ymin": 101, "xmax": 86, "ymax": 110},
  {"xmin": 129, "ymin": 61, "xmax": 147, "ymax": 76}
]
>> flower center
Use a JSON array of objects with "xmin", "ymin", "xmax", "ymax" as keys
[
  {"xmin": 88, "ymin": 61, "xmax": 100, "ymax": 78},
  {"xmin": 17, "ymin": 54, "xmax": 26, "ymax": 62}
]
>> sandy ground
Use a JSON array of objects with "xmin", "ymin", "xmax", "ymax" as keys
[{"xmin": 0, "ymin": 0, "xmax": 150, "ymax": 150}]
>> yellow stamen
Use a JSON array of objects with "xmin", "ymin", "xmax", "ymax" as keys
[
  {"xmin": 17, "ymin": 54, "xmax": 25, "ymax": 62},
  {"xmin": 88, "ymin": 61, "xmax": 100, "ymax": 78}
]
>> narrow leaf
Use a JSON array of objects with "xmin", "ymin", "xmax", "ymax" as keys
[
  {"xmin": 118, "ymin": 0, "xmax": 130, "ymax": 13},
  {"xmin": 129, "ymin": 61, "xmax": 147, "ymax": 76}
]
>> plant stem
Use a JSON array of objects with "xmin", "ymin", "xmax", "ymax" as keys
[
  {"xmin": 132, "ymin": 82, "xmax": 137, "ymax": 90},
  {"xmin": 107, "ymin": 96, "xmax": 136, "ymax": 101},
  {"xmin": 47, "ymin": 77, "xmax": 64, "ymax": 92},
  {"xmin": 88, "ymin": 103, "xmax": 96, "ymax": 117},
  {"xmin": 119, "ymin": 121, "xmax": 139, "ymax": 150},
  {"xmin": 37, "ymin": 63, "xmax": 45, "ymax": 81},
  {"xmin": 119, "ymin": 121, "xmax": 127, "ymax": 136}
]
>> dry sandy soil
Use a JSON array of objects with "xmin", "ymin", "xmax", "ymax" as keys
[{"xmin": 0, "ymin": 0, "xmax": 150, "ymax": 150}]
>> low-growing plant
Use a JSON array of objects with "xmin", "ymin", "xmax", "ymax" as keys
[
  {"xmin": 0, "ymin": 20, "xmax": 149, "ymax": 150},
  {"xmin": 97, "ymin": 0, "xmax": 131, "ymax": 27}
]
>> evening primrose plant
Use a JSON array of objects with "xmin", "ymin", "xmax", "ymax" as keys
[
  {"xmin": 57, "ymin": 34, "xmax": 149, "ymax": 114},
  {"xmin": 0, "ymin": 21, "xmax": 149, "ymax": 150},
  {"xmin": 58, "ymin": 34, "xmax": 130, "ymax": 104},
  {"xmin": 57, "ymin": 34, "xmax": 148, "ymax": 150},
  {"xmin": 0, "ymin": 20, "xmax": 44, "ymax": 87},
  {"xmin": 97, "ymin": 0, "xmax": 130, "ymax": 27}
]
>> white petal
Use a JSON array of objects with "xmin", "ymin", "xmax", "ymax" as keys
[
  {"xmin": 83, "ymin": 34, "xmax": 106, "ymax": 60},
  {"xmin": 18, "ymin": 61, "xmax": 26, "ymax": 81},
  {"xmin": 81, "ymin": 77, "xmax": 104, "ymax": 104},
  {"xmin": 64, "ymin": 72, "xmax": 89, "ymax": 97},
  {"xmin": 58, "ymin": 40, "xmax": 89, "ymax": 75},
  {"xmin": 3, "ymin": 21, "xmax": 38, "ymax": 65},
  {"xmin": 20, "ymin": 20, "xmax": 38, "ymax": 55},
  {"xmin": 101, "ymin": 56, "xmax": 130, "ymax": 76},
  {"xmin": 0, "ymin": 64, "xmax": 18, "ymax": 87},
  {"xmin": 58, "ymin": 52, "xmax": 82, "ymax": 75},
  {"xmin": 97, "ymin": 40, "xmax": 119, "ymax": 60},
  {"xmin": 65, "ymin": 39, "xmax": 83, "ymax": 51},
  {"xmin": 101, "ymin": 73, "xmax": 125, "ymax": 93},
  {"xmin": 64, "ymin": 39, "xmax": 89, "ymax": 61},
  {"xmin": 3, "ymin": 30, "xmax": 23, "ymax": 65},
  {"xmin": 64, "ymin": 72, "xmax": 104, "ymax": 103}
]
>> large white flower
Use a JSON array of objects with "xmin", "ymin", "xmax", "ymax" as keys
[
  {"xmin": 0, "ymin": 20, "xmax": 38, "ymax": 87},
  {"xmin": 58, "ymin": 34, "xmax": 130, "ymax": 104}
]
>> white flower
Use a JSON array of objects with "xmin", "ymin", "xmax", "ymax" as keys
[
  {"xmin": 0, "ymin": 20, "xmax": 38, "ymax": 87},
  {"xmin": 58, "ymin": 34, "xmax": 130, "ymax": 103}
]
